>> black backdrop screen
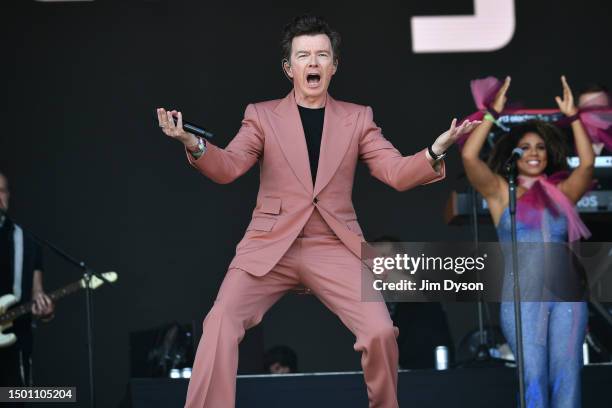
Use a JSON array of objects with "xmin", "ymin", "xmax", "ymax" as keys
[{"xmin": 2, "ymin": 1, "xmax": 611, "ymax": 406}]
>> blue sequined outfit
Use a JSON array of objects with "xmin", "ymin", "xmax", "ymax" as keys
[{"xmin": 497, "ymin": 206, "xmax": 587, "ymax": 408}]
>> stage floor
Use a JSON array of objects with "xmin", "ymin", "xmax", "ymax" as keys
[{"xmin": 128, "ymin": 364, "xmax": 612, "ymax": 407}]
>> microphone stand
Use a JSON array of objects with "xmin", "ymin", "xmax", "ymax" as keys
[
  {"xmin": 1, "ymin": 209, "xmax": 106, "ymax": 408},
  {"xmin": 506, "ymin": 162, "xmax": 526, "ymax": 408},
  {"xmin": 454, "ymin": 186, "xmax": 508, "ymax": 368},
  {"xmin": 468, "ymin": 186, "xmax": 507, "ymax": 365}
]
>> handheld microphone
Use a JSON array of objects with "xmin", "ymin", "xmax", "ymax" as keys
[
  {"xmin": 171, "ymin": 114, "xmax": 214, "ymax": 141},
  {"xmin": 504, "ymin": 147, "xmax": 524, "ymax": 172}
]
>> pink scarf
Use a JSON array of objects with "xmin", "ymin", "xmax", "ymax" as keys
[
  {"xmin": 457, "ymin": 76, "xmax": 612, "ymax": 151},
  {"xmin": 517, "ymin": 172, "xmax": 591, "ymax": 242}
]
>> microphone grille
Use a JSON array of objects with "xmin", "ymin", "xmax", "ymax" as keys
[{"xmin": 512, "ymin": 147, "xmax": 524, "ymax": 157}]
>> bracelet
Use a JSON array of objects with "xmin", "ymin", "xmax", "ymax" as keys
[
  {"xmin": 483, "ymin": 112, "xmax": 510, "ymax": 132},
  {"xmin": 484, "ymin": 112, "xmax": 496, "ymax": 122},
  {"xmin": 485, "ymin": 105, "xmax": 501, "ymax": 119},
  {"xmin": 565, "ymin": 112, "xmax": 581, "ymax": 123}
]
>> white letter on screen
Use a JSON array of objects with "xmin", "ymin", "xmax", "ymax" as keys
[{"xmin": 411, "ymin": 0, "xmax": 515, "ymax": 53}]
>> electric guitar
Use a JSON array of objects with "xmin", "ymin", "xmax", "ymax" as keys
[{"xmin": 0, "ymin": 271, "xmax": 118, "ymax": 348}]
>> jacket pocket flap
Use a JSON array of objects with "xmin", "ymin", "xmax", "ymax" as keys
[
  {"xmin": 346, "ymin": 220, "xmax": 363, "ymax": 235},
  {"xmin": 247, "ymin": 217, "xmax": 277, "ymax": 232},
  {"xmin": 261, "ymin": 197, "xmax": 281, "ymax": 215}
]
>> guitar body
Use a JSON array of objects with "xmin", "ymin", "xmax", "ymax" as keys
[{"xmin": 0, "ymin": 293, "xmax": 18, "ymax": 348}]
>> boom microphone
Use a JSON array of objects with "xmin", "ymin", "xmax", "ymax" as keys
[{"xmin": 504, "ymin": 147, "xmax": 524, "ymax": 172}]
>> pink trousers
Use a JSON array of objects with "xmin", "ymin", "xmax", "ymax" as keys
[{"xmin": 184, "ymin": 210, "xmax": 399, "ymax": 408}]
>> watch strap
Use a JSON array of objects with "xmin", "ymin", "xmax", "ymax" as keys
[{"xmin": 428, "ymin": 145, "xmax": 446, "ymax": 161}]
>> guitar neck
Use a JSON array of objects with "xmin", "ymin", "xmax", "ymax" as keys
[{"xmin": 0, "ymin": 280, "xmax": 83, "ymax": 325}]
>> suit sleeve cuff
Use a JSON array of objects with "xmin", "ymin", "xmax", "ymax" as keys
[{"xmin": 417, "ymin": 148, "xmax": 446, "ymax": 184}]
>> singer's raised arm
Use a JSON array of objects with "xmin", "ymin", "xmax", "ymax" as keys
[
  {"xmin": 461, "ymin": 78, "xmax": 510, "ymax": 206},
  {"xmin": 554, "ymin": 76, "xmax": 595, "ymax": 204},
  {"xmin": 185, "ymin": 104, "xmax": 264, "ymax": 184}
]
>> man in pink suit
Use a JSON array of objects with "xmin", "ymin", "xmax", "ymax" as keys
[{"xmin": 157, "ymin": 15, "xmax": 479, "ymax": 408}]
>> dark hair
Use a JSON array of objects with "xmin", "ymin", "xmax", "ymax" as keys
[
  {"xmin": 281, "ymin": 15, "xmax": 341, "ymax": 64},
  {"xmin": 578, "ymin": 83, "xmax": 609, "ymax": 96},
  {"xmin": 264, "ymin": 345, "xmax": 298, "ymax": 373},
  {"xmin": 487, "ymin": 120, "xmax": 570, "ymax": 176}
]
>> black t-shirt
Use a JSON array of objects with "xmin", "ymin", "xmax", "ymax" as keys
[{"xmin": 297, "ymin": 105, "xmax": 325, "ymax": 183}]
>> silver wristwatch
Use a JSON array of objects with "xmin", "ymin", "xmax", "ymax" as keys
[{"xmin": 190, "ymin": 137, "xmax": 207, "ymax": 159}]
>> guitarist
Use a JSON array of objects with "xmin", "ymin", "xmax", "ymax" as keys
[{"xmin": 0, "ymin": 171, "xmax": 54, "ymax": 388}]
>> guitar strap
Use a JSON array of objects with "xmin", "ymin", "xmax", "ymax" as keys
[{"xmin": 12, "ymin": 224, "xmax": 23, "ymax": 302}]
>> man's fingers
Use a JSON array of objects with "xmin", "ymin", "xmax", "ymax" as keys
[
  {"xmin": 166, "ymin": 111, "xmax": 176, "ymax": 131},
  {"xmin": 454, "ymin": 122, "xmax": 466, "ymax": 135},
  {"xmin": 555, "ymin": 96, "xmax": 563, "ymax": 109},
  {"xmin": 158, "ymin": 108, "xmax": 171, "ymax": 128},
  {"xmin": 171, "ymin": 111, "xmax": 181, "ymax": 132},
  {"xmin": 464, "ymin": 120, "xmax": 481, "ymax": 133},
  {"xmin": 177, "ymin": 111, "xmax": 183, "ymax": 129},
  {"xmin": 449, "ymin": 118, "xmax": 457, "ymax": 134},
  {"xmin": 453, "ymin": 120, "xmax": 479, "ymax": 137},
  {"xmin": 457, "ymin": 119, "xmax": 472, "ymax": 132}
]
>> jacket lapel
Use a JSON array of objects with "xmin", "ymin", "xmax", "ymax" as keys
[
  {"xmin": 269, "ymin": 91, "xmax": 314, "ymax": 194},
  {"xmin": 269, "ymin": 91, "xmax": 358, "ymax": 197},
  {"xmin": 313, "ymin": 95, "xmax": 358, "ymax": 197}
]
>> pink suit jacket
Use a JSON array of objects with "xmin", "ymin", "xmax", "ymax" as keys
[{"xmin": 187, "ymin": 91, "xmax": 446, "ymax": 276}]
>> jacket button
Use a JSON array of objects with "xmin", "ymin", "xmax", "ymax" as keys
[{"xmin": 313, "ymin": 197, "xmax": 318, "ymax": 204}]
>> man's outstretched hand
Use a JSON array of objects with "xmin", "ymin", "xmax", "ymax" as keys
[
  {"xmin": 157, "ymin": 108, "xmax": 198, "ymax": 148},
  {"xmin": 430, "ymin": 118, "xmax": 482, "ymax": 156}
]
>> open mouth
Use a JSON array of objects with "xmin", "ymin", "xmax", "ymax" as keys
[
  {"xmin": 307, "ymin": 73, "xmax": 321, "ymax": 87},
  {"xmin": 526, "ymin": 160, "xmax": 541, "ymax": 167}
]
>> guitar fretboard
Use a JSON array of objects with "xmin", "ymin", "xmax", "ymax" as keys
[{"xmin": 0, "ymin": 280, "xmax": 83, "ymax": 325}]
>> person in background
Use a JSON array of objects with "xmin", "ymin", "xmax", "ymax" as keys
[
  {"xmin": 0, "ymin": 171, "xmax": 54, "ymax": 390},
  {"xmin": 461, "ymin": 76, "xmax": 593, "ymax": 407},
  {"xmin": 264, "ymin": 345, "xmax": 298, "ymax": 374},
  {"xmin": 578, "ymin": 83, "xmax": 609, "ymax": 109},
  {"xmin": 577, "ymin": 83, "xmax": 610, "ymax": 155}
]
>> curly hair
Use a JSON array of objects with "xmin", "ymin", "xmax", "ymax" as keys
[
  {"xmin": 281, "ymin": 15, "xmax": 341, "ymax": 64},
  {"xmin": 487, "ymin": 120, "xmax": 570, "ymax": 176}
]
